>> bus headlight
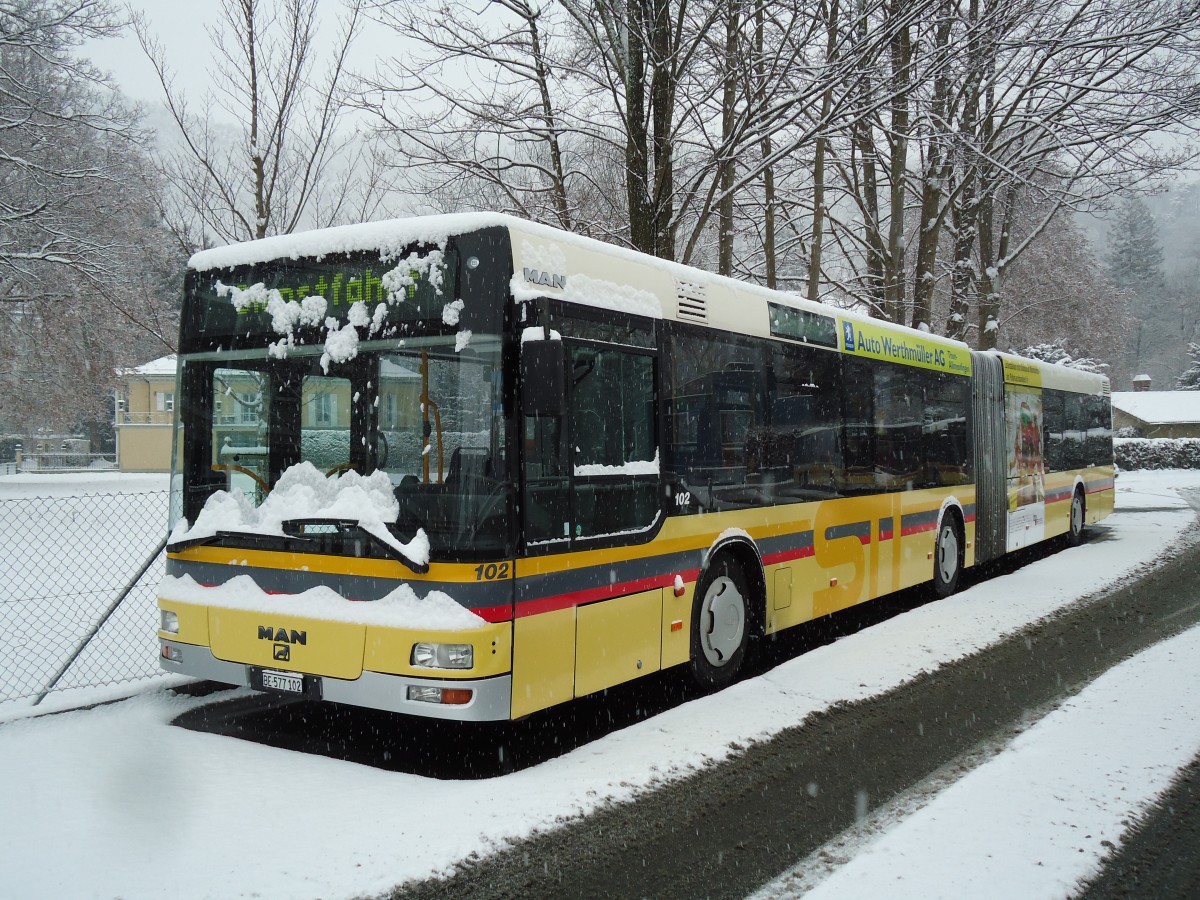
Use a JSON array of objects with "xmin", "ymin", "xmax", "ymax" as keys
[
  {"xmin": 411, "ymin": 642, "xmax": 473, "ymax": 669},
  {"xmin": 160, "ymin": 610, "xmax": 180, "ymax": 634}
]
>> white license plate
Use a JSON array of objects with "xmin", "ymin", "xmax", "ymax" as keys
[{"xmin": 261, "ymin": 670, "xmax": 304, "ymax": 694}]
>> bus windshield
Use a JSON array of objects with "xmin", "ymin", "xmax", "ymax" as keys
[{"xmin": 174, "ymin": 334, "xmax": 510, "ymax": 562}]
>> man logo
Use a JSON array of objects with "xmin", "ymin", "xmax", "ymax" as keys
[
  {"xmin": 273, "ymin": 644, "xmax": 290, "ymax": 662},
  {"xmin": 522, "ymin": 267, "xmax": 566, "ymax": 290},
  {"xmin": 258, "ymin": 625, "xmax": 306, "ymax": 645}
]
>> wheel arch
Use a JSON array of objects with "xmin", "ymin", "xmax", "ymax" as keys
[
  {"xmin": 703, "ymin": 532, "xmax": 767, "ymax": 639},
  {"xmin": 936, "ymin": 496, "xmax": 967, "ymax": 548}
]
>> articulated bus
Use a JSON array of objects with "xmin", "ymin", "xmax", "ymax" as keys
[{"xmin": 157, "ymin": 213, "xmax": 1114, "ymax": 720}]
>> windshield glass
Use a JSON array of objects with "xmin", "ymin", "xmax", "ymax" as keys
[{"xmin": 174, "ymin": 335, "xmax": 511, "ymax": 562}]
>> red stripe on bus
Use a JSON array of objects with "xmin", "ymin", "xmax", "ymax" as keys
[
  {"xmin": 513, "ymin": 569, "xmax": 703, "ymax": 619},
  {"xmin": 472, "ymin": 604, "xmax": 517, "ymax": 623},
  {"xmin": 900, "ymin": 522, "xmax": 937, "ymax": 537},
  {"xmin": 761, "ymin": 545, "xmax": 815, "ymax": 566}
]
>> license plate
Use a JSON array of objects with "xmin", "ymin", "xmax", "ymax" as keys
[{"xmin": 261, "ymin": 669, "xmax": 304, "ymax": 694}]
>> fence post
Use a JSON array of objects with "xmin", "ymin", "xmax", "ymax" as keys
[{"xmin": 32, "ymin": 534, "xmax": 169, "ymax": 706}]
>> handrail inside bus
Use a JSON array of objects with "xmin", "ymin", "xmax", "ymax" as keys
[{"xmin": 211, "ymin": 463, "xmax": 270, "ymax": 495}]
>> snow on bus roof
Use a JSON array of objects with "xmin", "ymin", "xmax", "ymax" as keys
[
  {"xmin": 188, "ymin": 213, "xmax": 1077, "ymax": 373},
  {"xmin": 188, "ymin": 213, "xmax": 523, "ymax": 271}
]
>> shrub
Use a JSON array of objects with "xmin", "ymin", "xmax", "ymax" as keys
[{"xmin": 1114, "ymin": 437, "xmax": 1200, "ymax": 469}]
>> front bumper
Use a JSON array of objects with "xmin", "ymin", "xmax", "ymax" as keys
[{"xmin": 159, "ymin": 640, "xmax": 513, "ymax": 721}]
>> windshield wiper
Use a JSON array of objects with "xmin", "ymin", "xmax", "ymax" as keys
[
  {"xmin": 168, "ymin": 521, "xmax": 429, "ymax": 574},
  {"xmin": 280, "ymin": 518, "xmax": 430, "ymax": 574}
]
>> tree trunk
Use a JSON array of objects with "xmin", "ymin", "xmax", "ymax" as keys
[
  {"xmin": 808, "ymin": 0, "xmax": 840, "ymax": 303},
  {"xmin": 649, "ymin": 0, "xmax": 676, "ymax": 259},
  {"xmin": 625, "ymin": 1, "xmax": 654, "ymax": 254},
  {"xmin": 717, "ymin": 0, "xmax": 740, "ymax": 277},
  {"xmin": 910, "ymin": 4, "xmax": 952, "ymax": 331},
  {"xmin": 528, "ymin": 5, "xmax": 573, "ymax": 230},
  {"xmin": 852, "ymin": 2, "xmax": 884, "ymax": 310},
  {"xmin": 883, "ymin": 10, "xmax": 911, "ymax": 324},
  {"xmin": 755, "ymin": 4, "xmax": 777, "ymax": 290}
]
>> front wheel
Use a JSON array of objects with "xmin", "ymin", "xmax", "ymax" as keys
[
  {"xmin": 1067, "ymin": 488, "xmax": 1086, "ymax": 547},
  {"xmin": 933, "ymin": 516, "xmax": 963, "ymax": 598},
  {"xmin": 689, "ymin": 555, "xmax": 750, "ymax": 690}
]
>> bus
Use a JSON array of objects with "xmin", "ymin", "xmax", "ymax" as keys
[{"xmin": 157, "ymin": 213, "xmax": 1115, "ymax": 721}]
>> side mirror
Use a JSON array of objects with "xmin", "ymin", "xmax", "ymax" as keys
[{"xmin": 521, "ymin": 340, "xmax": 566, "ymax": 416}]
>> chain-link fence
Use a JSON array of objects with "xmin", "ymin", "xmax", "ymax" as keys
[{"xmin": 1, "ymin": 490, "xmax": 170, "ymax": 711}]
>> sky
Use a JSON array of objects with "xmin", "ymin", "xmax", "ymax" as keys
[
  {"xmin": 86, "ymin": 1, "xmax": 412, "ymax": 113},
  {"xmin": 86, "ymin": 1, "xmax": 223, "ymax": 106},
  {"xmin": 2, "ymin": 469, "xmax": 1199, "ymax": 898}
]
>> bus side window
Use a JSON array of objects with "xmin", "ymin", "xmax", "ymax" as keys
[
  {"xmin": 1042, "ymin": 390, "xmax": 1066, "ymax": 472},
  {"xmin": 570, "ymin": 346, "xmax": 658, "ymax": 537}
]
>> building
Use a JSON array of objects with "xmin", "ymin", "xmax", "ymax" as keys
[
  {"xmin": 1111, "ymin": 391, "xmax": 1200, "ymax": 439},
  {"xmin": 113, "ymin": 353, "xmax": 425, "ymax": 474},
  {"xmin": 115, "ymin": 355, "xmax": 177, "ymax": 471}
]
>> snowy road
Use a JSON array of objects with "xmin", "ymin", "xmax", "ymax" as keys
[{"xmin": 0, "ymin": 471, "xmax": 1198, "ymax": 899}]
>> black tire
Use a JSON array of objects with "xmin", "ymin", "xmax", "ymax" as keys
[
  {"xmin": 689, "ymin": 554, "xmax": 750, "ymax": 690},
  {"xmin": 933, "ymin": 514, "xmax": 963, "ymax": 598},
  {"xmin": 1067, "ymin": 487, "xmax": 1086, "ymax": 547}
]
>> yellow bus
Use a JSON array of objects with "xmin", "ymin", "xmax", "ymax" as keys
[{"xmin": 157, "ymin": 214, "xmax": 1114, "ymax": 720}]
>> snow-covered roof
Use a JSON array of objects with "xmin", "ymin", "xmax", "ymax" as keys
[
  {"xmin": 119, "ymin": 354, "xmax": 177, "ymax": 379},
  {"xmin": 1111, "ymin": 390, "xmax": 1200, "ymax": 425},
  {"xmin": 188, "ymin": 213, "xmax": 519, "ymax": 271}
]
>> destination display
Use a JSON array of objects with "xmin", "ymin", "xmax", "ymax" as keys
[{"xmin": 181, "ymin": 249, "xmax": 459, "ymax": 351}]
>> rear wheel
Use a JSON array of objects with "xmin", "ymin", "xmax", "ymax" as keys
[
  {"xmin": 689, "ymin": 555, "xmax": 749, "ymax": 689},
  {"xmin": 933, "ymin": 515, "xmax": 963, "ymax": 598},
  {"xmin": 1068, "ymin": 488, "xmax": 1086, "ymax": 547}
]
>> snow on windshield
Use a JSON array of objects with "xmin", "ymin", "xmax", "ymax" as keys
[
  {"xmin": 214, "ymin": 248, "xmax": 449, "ymax": 372},
  {"xmin": 169, "ymin": 462, "xmax": 429, "ymax": 565},
  {"xmin": 158, "ymin": 573, "xmax": 482, "ymax": 630}
]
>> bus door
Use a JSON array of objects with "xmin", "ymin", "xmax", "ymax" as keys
[{"xmin": 515, "ymin": 332, "xmax": 663, "ymax": 712}]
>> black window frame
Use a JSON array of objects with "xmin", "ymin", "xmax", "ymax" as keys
[{"xmin": 519, "ymin": 302, "xmax": 665, "ymax": 556}]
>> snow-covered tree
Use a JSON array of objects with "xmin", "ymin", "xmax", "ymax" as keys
[
  {"xmin": 1107, "ymin": 196, "xmax": 1165, "ymax": 292},
  {"xmin": 0, "ymin": 0, "xmax": 139, "ymax": 300},
  {"xmin": 0, "ymin": 0, "xmax": 181, "ymax": 443},
  {"xmin": 1001, "ymin": 206, "xmax": 1132, "ymax": 378},
  {"xmin": 1013, "ymin": 339, "xmax": 1108, "ymax": 374},
  {"xmin": 1178, "ymin": 343, "xmax": 1200, "ymax": 390}
]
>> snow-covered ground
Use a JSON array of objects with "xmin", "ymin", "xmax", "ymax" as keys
[
  {"xmin": 0, "ymin": 471, "xmax": 169, "ymax": 499},
  {"xmin": 0, "ymin": 471, "xmax": 1198, "ymax": 899}
]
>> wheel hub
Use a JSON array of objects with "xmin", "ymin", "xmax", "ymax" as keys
[{"xmin": 700, "ymin": 575, "xmax": 745, "ymax": 666}]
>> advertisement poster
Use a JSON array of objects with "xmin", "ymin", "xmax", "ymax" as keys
[{"xmin": 1005, "ymin": 388, "xmax": 1045, "ymax": 551}]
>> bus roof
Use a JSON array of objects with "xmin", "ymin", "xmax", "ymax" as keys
[{"xmin": 188, "ymin": 213, "xmax": 1109, "ymax": 394}]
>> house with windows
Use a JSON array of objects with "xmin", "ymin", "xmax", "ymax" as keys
[
  {"xmin": 115, "ymin": 355, "xmax": 178, "ymax": 471},
  {"xmin": 114, "ymin": 353, "xmax": 427, "ymax": 476}
]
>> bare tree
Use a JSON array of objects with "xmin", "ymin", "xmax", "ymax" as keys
[
  {"xmin": 0, "ymin": 0, "xmax": 140, "ymax": 298},
  {"xmin": 0, "ymin": 0, "xmax": 182, "ymax": 441},
  {"xmin": 359, "ymin": 1, "xmax": 589, "ymax": 233},
  {"xmin": 944, "ymin": 0, "xmax": 1200, "ymax": 349},
  {"xmin": 137, "ymin": 0, "xmax": 379, "ymax": 248},
  {"xmin": 1001, "ymin": 206, "xmax": 1133, "ymax": 375},
  {"xmin": 359, "ymin": 0, "xmax": 1200, "ymax": 362}
]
